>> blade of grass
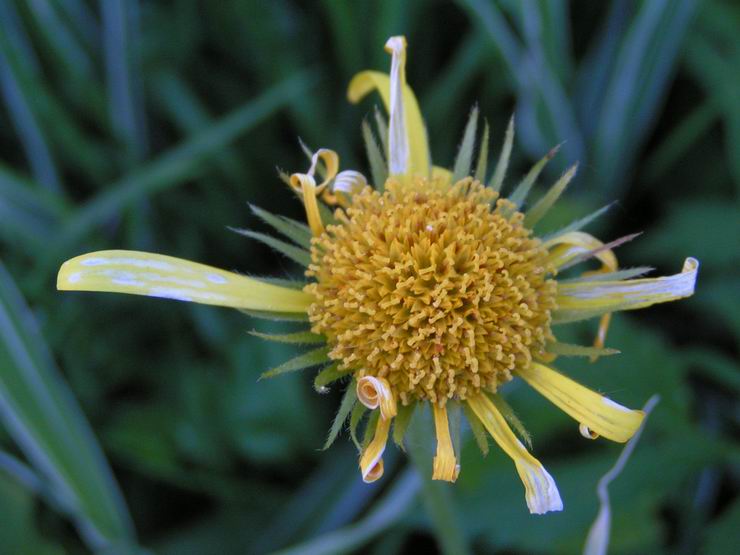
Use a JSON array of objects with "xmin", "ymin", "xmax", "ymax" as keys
[
  {"xmin": 269, "ymin": 468, "xmax": 420, "ymax": 555},
  {"xmin": 43, "ymin": 71, "xmax": 317, "ymax": 270},
  {"xmin": 0, "ymin": 36, "xmax": 60, "ymax": 192},
  {"xmin": 0, "ymin": 262, "xmax": 136, "ymax": 551},
  {"xmin": 101, "ymin": 0, "xmax": 146, "ymax": 161}
]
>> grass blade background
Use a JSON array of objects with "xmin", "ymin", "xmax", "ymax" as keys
[{"xmin": 0, "ymin": 262, "xmax": 135, "ymax": 552}]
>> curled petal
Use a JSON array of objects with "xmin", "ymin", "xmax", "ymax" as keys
[
  {"xmin": 360, "ymin": 415, "xmax": 391, "ymax": 483},
  {"xmin": 518, "ymin": 363, "xmax": 644, "ymax": 443},
  {"xmin": 357, "ymin": 376, "xmax": 397, "ymax": 420},
  {"xmin": 432, "ymin": 404, "xmax": 459, "ymax": 482},
  {"xmin": 544, "ymin": 231, "xmax": 618, "ymax": 273},
  {"xmin": 57, "ymin": 250, "xmax": 313, "ymax": 313},
  {"xmin": 467, "ymin": 393, "xmax": 563, "ymax": 514},
  {"xmin": 554, "ymin": 257, "xmax": 699, "ymax": 323},
  {"xmin": 289, "ymin": 173, "xmax": 324, "ymax": 236}
]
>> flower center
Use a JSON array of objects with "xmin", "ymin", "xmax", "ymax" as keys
[{"xmin": 305, "ymin": 177, "xmax": 556, "ymax": 405}]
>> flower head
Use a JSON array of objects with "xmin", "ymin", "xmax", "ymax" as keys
[{"xmin": 57, "ymin": 36, "xmax": 698, "ymax": 514}]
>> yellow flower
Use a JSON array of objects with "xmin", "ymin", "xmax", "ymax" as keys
[{"xmin": 58, "ymin": 36, "xmax": 698, "ymax": 515}]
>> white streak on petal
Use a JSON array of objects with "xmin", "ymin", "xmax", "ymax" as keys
[{"xmin": 207, "ymin": 273, "xmax": 228, "ymax": 284}]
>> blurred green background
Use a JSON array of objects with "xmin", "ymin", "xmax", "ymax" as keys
[{"xmin": 0, "ymin": 1, "xmax": 738, "ymax": 554}]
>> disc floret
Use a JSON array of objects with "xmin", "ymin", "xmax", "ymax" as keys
[{"xmin": 306, "ymin": 178, "xmax": 557, "ymax": 406}]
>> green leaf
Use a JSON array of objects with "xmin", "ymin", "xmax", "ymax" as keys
[
  {"xmin": 451, "ymin": 105, "xmax": 479, "ymax": 183},
  {"xmin": 524, "ymin": 163, "xmax": 578, "ymax": 228},
  {"xmin": 323, "ymin": 383, "xmax": 357, "ymax": 450},
  {"xmin": 249, "ymin": 330, "xmax": 325, "ymax": 345},
  {"xmin": 488, "ymin": 115, "xmax": 514, "ymax": 192},
  {"xmin": 362, "ymin": 119, "xmax": 387, "ymax": 190},
  {"xmin": 249, "ymin": 204, "xmax": 312, "ymax": 249},
  {"xmin": 362, "ymin": 410, "xmax": 380, "ymax": 450},
  {"xmin": 0, "ymin": 262, "xmax": 135, "ymax": 549},
  {"xmin": 231, "ymin": 228, "xmax": 311, "ymax": 267},
  {"xmin": 260, "ymin": 346, "xmax": 330, "ymax": 379}
]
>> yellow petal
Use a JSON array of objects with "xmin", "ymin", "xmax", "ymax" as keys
[
  {"xmin": 359, "ymin": 415, "xmax": 391, "ymax": 483},
  {"xmin": 431, "ymin": 166, "xmax": 452, "ymax": 187},
  {"xmin": 518, "ymin": 362, "xmax": 644, "ymax": 443},
  {"xmin": 57, "ymin": 250, "xmax": 313, "ymax": 313},
  {"xmin": 432, "ymin": 404, "xmax": 459, "ymax": 482},
  {"xmin": 356, "ymin": 376, "xmax": 397, "ymax": 420},
  {"xmin": 554, "ymin": 257, "xmax": 699, "ymax": 322},
  {"xmin": 347, "ymin": 71, "xmax": 430, "ymax": 178},
  {"xmin": 543, "ymin": 231, "xmax": 617, "ymax": 272},
  {"xmin": 289, "ymin": 173, "xmax": 324, "ymax": 236},
  {"xmin": 467, "ymin": 393, "xmax": 563, "ymax": 514}
]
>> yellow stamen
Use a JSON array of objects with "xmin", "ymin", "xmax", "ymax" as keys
[
  {"xmin": 518, "ymin": 362, "xmax": 644, "ymax": 443},
  {"xmin": 467, "ymin": 393, "xmax": 562, "ymax": 514},
  {"xmin": 432, "ymin": 404, "xmax": 459, "ymax": 482},
  {"xmin": 359, "ymin": 415, "xmax": 391, "ymax": 483},
  {"xmin": 357, "ymin": 376, "xmax": 397, "ymax": 420}
]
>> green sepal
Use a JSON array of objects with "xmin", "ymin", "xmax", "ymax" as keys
[
  {"xmin": 462, "ymin": 403, "xmax": 489, "ymax": 455},
  {"xmin": 489, "ymin": 392, "xmax": 532, "ymax": 449},
  {"xmin": 362, "ymin": 119, "xmax": 387, "ymax": 191},
  {"xmin": 488, "ymin": 115, "xmax": 514, "ymax": 192},
  {"xmin": 546, "ymin": 342, "xmax": 620, "ymax": 358},
  {"xmin": 524, "ymin": 164, "xmax": 578, "ymax": 228},
  {"xmin": 362, "ymin": 410, "xmax": 380, "ymax": 450},
  {"xmin": 252, "ymin": 276, "xmax": 307, "ymax": 290},
  {"xmin": 260, "ymin": 345, "xmax": 330, "ymax": 379},
  {"xmin": 452, "ymin": 105, "xmax": 479, "ymax": 183},
  {"xmin": 230, "ymin": 228, "xmax": 311, "ymax": 267},
  {"xmin": 374, "ymin": 106, "xmax": 388, "ymax": 156},
  {"xmin": 392, "ymin": 402, "xmax": 416, "ymax": 449},
  {"xmin": 507, "ymin": 143, "xmax": 562, "ymax": 209},
  {"xmin": 560, "ymin": 267, "xmax": 653, "ymax": 283},
  {"xmin": 314, "ymin": 362, "xmax": 352, "ymax": 392},
  {"xmin": 249, "ymin": 330, "xmax": 325, "ymax": 344},
  {"xmin": 249, "ymin": 203, "xmax": 312, "ymax": 249},
  {"xmin": 474, "ymin": 120, "xmax": 490, "ymax": 182},
  {"xmin": 542, "ymin": 202, "xmax": 615, "ymax": 242},
  {"xmin": 240, "ymin": 308, "xmax": 310, "ymax": 322},
  {"xmin": 349, "ymin": 402, "xmax": 367, "ymax": 451},
  {"xmin": 323, "ymin": 382, "xmax": 358, "ymax": 450}
]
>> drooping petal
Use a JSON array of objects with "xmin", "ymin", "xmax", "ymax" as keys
[
  {"xmin": 57, "ymin": 250, "xmax": 313, "ymax": 313},
  {"xmin": 348, "ymin": 65, "xmax": 430, "ymax": 178},
  {"xmin": 467, "ymin": 393, "xmax": 563, "ymax": 514},
  {"xmin": 432, "ymin": 404, "xmax": 459, "ymax": 482},
  {"xmin": 356, "ymin": 376, "xmax": 397, "ymax": 420},
  {"xmin": 359, "ymin": 415, "xmax": 391, "ymax": 483},
  {"xmin": 517, "ymin": 363, "xmax": 645, "ymax": 443},
  {"xmin": 554, "ymin": 257, "xmax": 699, "ymax": 323}
]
